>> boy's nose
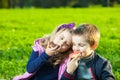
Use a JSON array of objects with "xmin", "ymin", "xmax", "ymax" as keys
[{"xmin": 74, "ymin": 46, "xmax": 80, "ymax": 51}]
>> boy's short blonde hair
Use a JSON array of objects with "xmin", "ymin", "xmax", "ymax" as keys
[{"xmin": 73, "ymin": 23, "xmax": 100, "ymax": 48}]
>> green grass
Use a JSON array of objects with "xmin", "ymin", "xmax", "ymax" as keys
[{"xmin": 0, "ymin": 7, "xmax": 120, "ymax": 80}]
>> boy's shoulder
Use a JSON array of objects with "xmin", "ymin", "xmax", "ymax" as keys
[
  {"xmin": 93, "ymin": 53, "xmax": 114, "ymax": 79},
  {"xmin": 94, "ymin": 53, "xmax": 110, "ymax": 65},
  {"xmin": 94, "ymin": 53, "xmax": 112, "ymax": 68},
  {"xmin": 96, "ymin": 53, "xmax": 107, "ymax": 61}
]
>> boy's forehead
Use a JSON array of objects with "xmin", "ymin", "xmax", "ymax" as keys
[
  {"xmin": 72, "ymin": 35, "xmax": 86, "ymax": 42},
  {"xmin": 72, "ymin": 35, "xmax": 83, "ymax": 38}
]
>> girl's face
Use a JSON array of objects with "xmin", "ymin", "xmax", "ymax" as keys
[
  {"xmin": 53, "ymin": 30, "xmax": 72, "ymax": 52},
  {"xmin": 72, "ymin": 35, "xmax": 93, "ymax": 58}
]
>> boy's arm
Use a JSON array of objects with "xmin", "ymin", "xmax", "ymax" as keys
[
  {"xmin": 60, "ymin": 56, "xmax": 80, "ymax": 80},
  {"xmin": 101, "ymin": 61, "xmax": 115, "ymax": 80},
  {"xmin": 26, "ymin": 50, "xmax": 50, "ymax": 73},
  {"xmin": 60, "ymin": 70, "xmax": 75, "ymax": 80}
]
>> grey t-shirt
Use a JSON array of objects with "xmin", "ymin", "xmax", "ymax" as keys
[{"xmin": 77, "ymin": 54, "xmax": 94, "ymax": 80}]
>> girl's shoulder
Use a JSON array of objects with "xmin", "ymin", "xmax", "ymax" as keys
[
  {"xmin": 32, "ymin": 36, "xmax": 50, "ymax": 55},
  {"xmin": 32, "ymin": 38, "xmax": 45, "ymax": 55}
]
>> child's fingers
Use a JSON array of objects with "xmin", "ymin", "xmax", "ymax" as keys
[
  {"xmin": 70, "ymin": 53, "xmax": 81, "ymax": 61},
  {"xmin": 51, "ymin": 45, "xmax": 60, "ymax": 52},
  {"xmin": 47, "ymin": 42, "xmax": 60, "ymax": 51},
  {"xmin": 48, "ymin": 42, "xmax": 55, "ymax": 48},
  {"xmin": 47, "ymin": 42, "xmax": 51, "ymax": 48}
]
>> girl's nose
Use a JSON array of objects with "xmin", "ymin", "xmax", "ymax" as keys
[{"xmin": 60, "ymin": 40, "xmax": 66, "ymax": 46}]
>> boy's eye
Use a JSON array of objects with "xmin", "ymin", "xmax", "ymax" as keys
[
  {"xmin": 73, "ymin": 43, "xmax": 85, "ymax": 47},
  {"xmin": 79, "ymin": 44, "xmax": 85, "ymax": 47}
]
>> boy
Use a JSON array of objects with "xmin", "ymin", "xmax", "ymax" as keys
[{"xmin": 61, "ymin": 23, "xmax": 115, "ymax": 80}]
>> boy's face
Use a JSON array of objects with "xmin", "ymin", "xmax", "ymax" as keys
[{"xmin": 72, "ymin": 35, "xmax": 93, "ymax": 58}]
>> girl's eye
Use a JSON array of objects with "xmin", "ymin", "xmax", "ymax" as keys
[
  {"xmin": 61, "ymin": 37, "xmax": 63, "ymax": 40},
  {"xmin": 65, "ymin": 43, "xmax": 69, "ymax": 47},
  {"xmin": 60, "ymin": 35, "xmax": 64, "ymax": 40},
  {"xmin": 62, "ymin": 42, "xmax": 69, "ymax": 47}
]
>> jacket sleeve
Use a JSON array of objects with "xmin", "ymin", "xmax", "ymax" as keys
[
  {"xmin": 60, "ymin": 70, "xmax": 75, "ymax": 80},
  {"xmin": 26, "ymin": 50, "xmax": 51, "ymax": 73},
  {"xmin": 101, "ymin": 61, "xmax": 115, "ymax": 80}
]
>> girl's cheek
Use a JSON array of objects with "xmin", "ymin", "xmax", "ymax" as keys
[{"xmin": 61, "ymin": 46, "xmax": 68, "ymax": 51}]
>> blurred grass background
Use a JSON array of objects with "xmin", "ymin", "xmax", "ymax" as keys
[{"xmin": 0, "ymin": 7, "xmax": 120, "ymax": 80}]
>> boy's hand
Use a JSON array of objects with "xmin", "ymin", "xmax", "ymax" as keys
[
  {"xmin": 69, "ymin": 51, "xmax": 79, "ymax": 58},
  {"xmin": 45, "ymin": 42, "xmax": 60, "ymax": 56},
  {"xmin": 66, "ymin": 53, "xmax": 81, "ymax": 74}
]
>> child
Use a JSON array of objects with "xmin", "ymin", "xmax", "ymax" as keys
[
  {"xmin": 61, "ymin": 23, "xmax": 115, "ymax": 80},
  {"xmin": 13, "ymin": 23, "xmax": 75, "ymax": 80}
]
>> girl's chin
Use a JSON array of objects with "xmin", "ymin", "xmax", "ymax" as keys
[{"xmin": 58, "ymin": 49, "xmax": 64, "ymax": 53}]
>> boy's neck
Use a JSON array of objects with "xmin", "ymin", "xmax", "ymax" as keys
[{"xmin": 80, "ymin": 51, "xmax": 94, "ymax": 62}]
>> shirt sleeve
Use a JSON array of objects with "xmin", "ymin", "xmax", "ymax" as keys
[
  {"xmin": 60, "ymin": 70, "xmax": 75, "ymax": 80},
  {"xmin": 26, "ymin": 50, "xmax": 51, "ymax": 73},
  {"xmin": 101, "ymin": 61, "xmax": 115, "ymax": 80}
]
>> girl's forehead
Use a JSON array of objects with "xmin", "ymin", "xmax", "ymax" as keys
[
  {"xmin": 61, "ymin": 31, "xmax": 71, "ymax": 37},
  {"xmin": 63, "ymin": 31, "xmax": 72, "ymax": 41},
  {"xmin": 62, "ymin": 30, "xmax": 71, "ymax": 34}
]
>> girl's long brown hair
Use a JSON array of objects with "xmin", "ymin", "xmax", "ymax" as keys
[{"xmin": 39, "ymin": 26, "xmax": 73, "ymax": 66}]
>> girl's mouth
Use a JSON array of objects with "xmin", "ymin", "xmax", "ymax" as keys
[
  {"xmin": 50, "ymin": 42, "xmax": 57, "ymax": 47},
  {"xmin": 50, "ymin": 42, "xmax": 60, "ymax": 49}
]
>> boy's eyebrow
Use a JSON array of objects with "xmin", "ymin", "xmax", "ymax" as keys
[{"xmin": 73, "ymin": 42, "xmax": 86, "ymax": 44}]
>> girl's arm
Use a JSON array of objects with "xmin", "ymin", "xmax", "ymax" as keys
[
  {"xmin": 27, "ymin": 41, "xmax": 60, "ymax": 73},
  {"xmin": 13, "ymin": 72, "xmax": 34, "ymax": 80},
  {"xmin": 26, "ymin": 50, "xmax": 51, "ymax": 73}
]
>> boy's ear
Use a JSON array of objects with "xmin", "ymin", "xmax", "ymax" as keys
[{"xmin": 91, "ymin": 43, "xmax": 98, "ymax": 50}]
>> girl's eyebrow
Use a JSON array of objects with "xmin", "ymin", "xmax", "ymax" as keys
[{"xmin": 61, "ymin": 34, "xmax": 64, "ymax": 38}]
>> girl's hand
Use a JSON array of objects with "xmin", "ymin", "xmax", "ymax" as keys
[
  {"xmin": 45, "ymin": 42, "xmax": 60, "ymax": 56},
  {"xmin": 66, "ymin": 53, "xmax": 81, "ymax": 74}
]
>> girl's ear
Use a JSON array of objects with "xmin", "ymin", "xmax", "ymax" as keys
[{"xmin": 91, "ymin": 43, "xmax": 98, "ymax": 50}]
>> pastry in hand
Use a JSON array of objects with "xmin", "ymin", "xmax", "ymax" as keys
[{"xmin": 69, "ymin": 51, "xmax": 79, "ymax": 58}]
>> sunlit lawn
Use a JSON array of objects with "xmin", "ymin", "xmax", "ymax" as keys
[{"xmin": 0, "ymin": 7, "xmax": 120, "ymax": 80}]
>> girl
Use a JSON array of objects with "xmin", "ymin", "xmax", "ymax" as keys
[{"xmin": 13, "ymin": 23, "xmax": 75, "ymax": 80}]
